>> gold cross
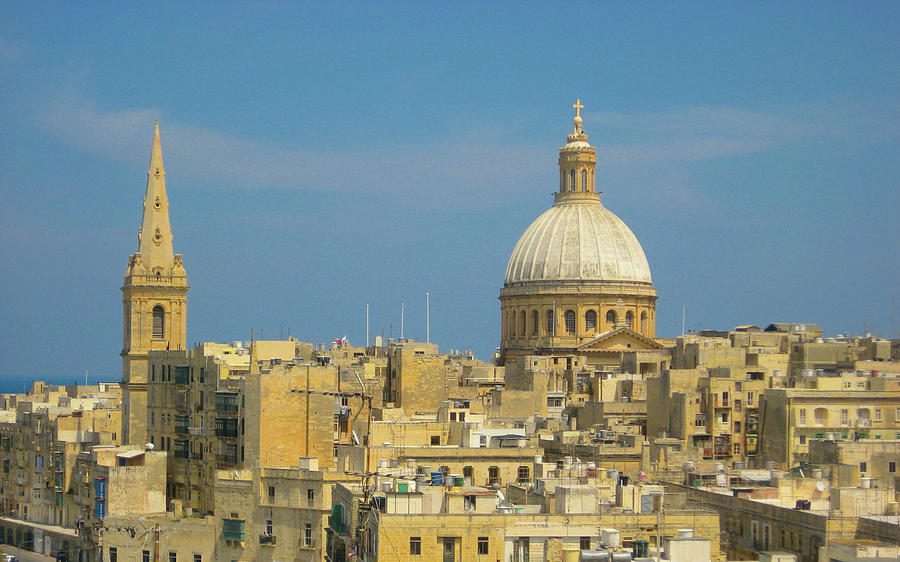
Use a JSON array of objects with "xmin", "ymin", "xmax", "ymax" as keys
[{"xmin": 572, "ymin": 99, "xmax": 584, "ymax": 118}]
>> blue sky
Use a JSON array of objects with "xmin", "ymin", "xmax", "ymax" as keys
[{"xmin": 1, "ymin": 2, "xmax": 898, "ymax": 385}]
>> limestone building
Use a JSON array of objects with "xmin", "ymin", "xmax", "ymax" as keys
[
  {"xmin": 121, "ymin": 122, "xmax": 189, "ymax": 445},
  {"xmin": 500, "ymin": 101, "xmax": 657, "ymax": 365}
]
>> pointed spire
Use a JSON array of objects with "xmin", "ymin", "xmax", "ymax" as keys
[{"xmin": 136, "ymin": 120, "xmax": 175, "ymax": 270}]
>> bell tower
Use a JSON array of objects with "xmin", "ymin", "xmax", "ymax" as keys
[{"xmin": 121, "ymin": 121, "xmax": 189, "ymax": 444}]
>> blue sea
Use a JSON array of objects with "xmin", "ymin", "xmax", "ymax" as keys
[{"xmin": 0, "ymin": 374, "xmax": 117, "ymax": 395}]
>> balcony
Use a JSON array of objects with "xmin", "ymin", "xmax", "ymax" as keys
[
  {"xmin": 215, "ymin": 393, "xmax": 240, "ymax": 414},
  {"xmin": 856, "ymin": 419, "xmax": 872, "ymax": 428},
  {"xmin": 223, "ymin": 519, "xmax": 245, "ymax": 542},
  {"xmin": 259, "ymin": 534, "xmax": 276, "ymax": 546},
  {"xmin": 216, "ymin": 454, "xmax": 238, "ymax": 466}
]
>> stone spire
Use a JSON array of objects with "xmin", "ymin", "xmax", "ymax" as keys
[
  {"xmin": 557, "ymin": 99, "xmax": 598, "ymax": 199},
  {"xmin": 136, "ymin": 120, "xmax": 175, "ymax": 270}
]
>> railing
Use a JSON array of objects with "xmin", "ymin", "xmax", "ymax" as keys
[
  {"xmin": 259, "ymin": 534, "xmax": 276, "ymax": 546},
  {"xmin": 856, "ymin": 419, "xmax": 872, "ymax": 428}
]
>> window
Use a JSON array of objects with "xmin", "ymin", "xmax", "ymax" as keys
[
  {"xmin": 569, "ymin": 169, "xmax": 575, "ymax": 191},
  {"xmin": 517, "ymin": 465, "xmax": 530, "ymax": 483},
  {"xmin": 747, "ymin": 392, "xmax": 754, "ymax": 406},
  {"xmin": 510, "ymin": 311, "xmax": 516, "ymax": 337},
  {"xmin": 488, "ymin": 466, "xmax": 500, "ymax": 485},
  {"xmin": 799, "ymin": 435, "xmax": 806, "ymax": 445},
  {"xmin": 265, "ymin": 520, "xmax": 273, "ymax": 536},
  {"xmin": 478, "ymin": 536, "xmax": 489, "ymax": 555},
  {"xmin": 109, "ymin": 548, "xmax": 117, "ymax": 562},
  {"xmin": 874, "ymin": 409, "xmax": 882, "ymax": 421},
  {"xmin": 889, "ymin": 461, "xmax": 896, "ymax": 473},
  {"xmin": 581, "ymin": 169, "xmax": 587, "ymax": 191},
  {"xmin": 625, "ymin": 311, "xmax": 633, "ymax": 329},
  {"xmin": 734, "ymin": 443, "xmax": 741, "ymax": 455},
  {"xmin": 735, "ymin": 382, "xmax": 742, "ymax": 392},
  {"xmin": 840, "ymin": 409, "xmax": 849, "ymax": 425},
  {"xmin": 532, "ymin": 310, "xmax": 538, "ymax": 335},
  {"xmin": 169, "ymin": 552, "xmax": 177, "ymax": 562},
  {"xmin": 143, "ymin": 551, "xmax": 151, "ymax": 562},
  {"xmin": 815, "ymin": 408, "xmax": 828, "ymax": 426},
  {"xmin": 734, "ymin": 421, "xmax": 741, "ymax": 433},
  {"xmin": 430, "ymin": 435, "xmax": 440, "ymax": 446},
  {"xmin": 520, "ymin": 312, "xmax": 526, "ymax": 336},
  {"xmin": 564, "ymin": 310, "xmax": 575, "ymax": 334},
  {"xmin": 798, "ymin": 409, "xmax": 806, "ymax": 425},
  {"xmin": 860, "ymin": 461, "xmax": 867, "ymax": 473},
  {"xmin": 546, "ymin": 310, "xmax": 554, "ymax": 334},
  {"xmin": 268, "ymin": 485, "xmax": 275, "ymax": 499},
  {"xmin": 585, "ymin": 310, "xmax": 596, "ymax": 331},
  {"xmin": 606, "ymin": 310, "xmax": 616, "ymax": 326},
  {"xmin": 580, "ymin": 537, "xmax": 591, "ymax": 550},
  {"xmin": 304, "ymin": 523, "xmax": 312, "ymax": 547},
  {"xmin": 307, "ymin": 489, "xmax": 315, "ymax": 507},
  {"xmin": 193, "ymin": 556, "xmax": 201, "ymax": 562},
  {"xmin": 410, "ymin": 536, "xmax": 421, "ymax": 555},
  {"xmin": 152, "ymin": 306, "xmax": 165, "ymax": 339}
]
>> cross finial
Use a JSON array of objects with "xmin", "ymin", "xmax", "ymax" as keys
[{"xmin": 572, "ymin": 99, "xmax": 584, "ymax": 118}]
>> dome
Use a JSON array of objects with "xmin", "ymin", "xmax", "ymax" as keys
[{"xmin": 505, "ymin": 196, "xmax": 652, "ymax": 286}]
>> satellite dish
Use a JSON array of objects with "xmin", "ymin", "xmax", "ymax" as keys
[
  {"xmin": 816, "ymin": 481, "xmax": 826, "ymax": 492},
  {"xmin": 145, "ymin": 442, "xmax": 155, "ymax": 451}
]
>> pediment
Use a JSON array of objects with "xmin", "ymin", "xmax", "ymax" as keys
[{"xmin": 576, "ymin": 327, "xmax": 665, "ymax": 352}]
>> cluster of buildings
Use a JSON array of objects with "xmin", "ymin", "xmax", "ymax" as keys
[{"xmin": 1, "ymin": 105, "xmax": 898, "ymax": 562}]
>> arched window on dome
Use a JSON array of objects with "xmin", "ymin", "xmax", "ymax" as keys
[
  {"xmin": 564, "ymin": 310, "xmax": 575, "ymax": 334},
  {"xmin": 546, "ymin": 310, "xmax": 554, "ymax": 335},
  {"xmin": 606, "ymin": 310, "xmax": 616, "ymax": 327},
  {"xmin": 569, "ymin": 170, "xmax": 575, "ymax": 191},
  {"xmin": 520, "ymin": 311, "xmax": 526, "ymax": 337},
  {"xmin": 640, "ymin": 312, "xmax": 648, "ymax": 333},
  {"xmin": 581, "ymin": 169, "xmax": 587, "ymax": 192},
  {"xmin": 626, "ymin": 311, "xmax": 634, "ymax": 329},
  {"xmin": 585, "ymin": 310, "xmax": 597, "ymax": 331},
  {"xmin": 510, "ymin": 311, "xmax": 517, "ymax": 338},
  {"xmin": 152, "ymin": 305, "xmax": 165, "ymax": 339},
  {"xmin": 532, "ymin": 310, "xmax": 539, "ymax": 336}
]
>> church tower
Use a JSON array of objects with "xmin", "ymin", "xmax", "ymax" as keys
[{"xmin": 121, "ymin": 121, "xmax": 189, "ymax": 444}]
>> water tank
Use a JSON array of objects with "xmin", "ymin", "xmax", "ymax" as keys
[
  {"xmin": 600, "ymin": 529, "xmax": 621, "ymax": 548},
  {"xmin": 715, "ymin": 462, "xmax": 724, "ymax": 472},
  {"xmin": 733, "ymin": 461, "xmax": 745, "ymax": 470},
  {"xmin": 810, "ymin": 468, "xmax": 823, "ymax": 479},
  {"xmin": 611, "ymin": 551, "xmax": 633, "ymax": 562},
  {"xmin": 580, "ymin": 549, "xmax": 611, "ymax": 561},
  {"xmin": 860, "ymin": 477, "xmax": 873, "ymax": 489},
  {"xmin": 632, "ymin": 540, "xmax": 649, "ymax": 558},
  {"xmin": 677, "ymin": 529, "xmax": 693, "ymax": 538}
]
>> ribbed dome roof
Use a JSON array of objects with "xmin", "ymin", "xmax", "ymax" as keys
[{"xmin": 505, "ymin": 197, "xmax": 652, "ymax": 285}]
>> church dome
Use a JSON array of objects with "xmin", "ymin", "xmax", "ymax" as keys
[{"xmin": 504, "ymin": 196, "xmax": 652, "ymax": 286}]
